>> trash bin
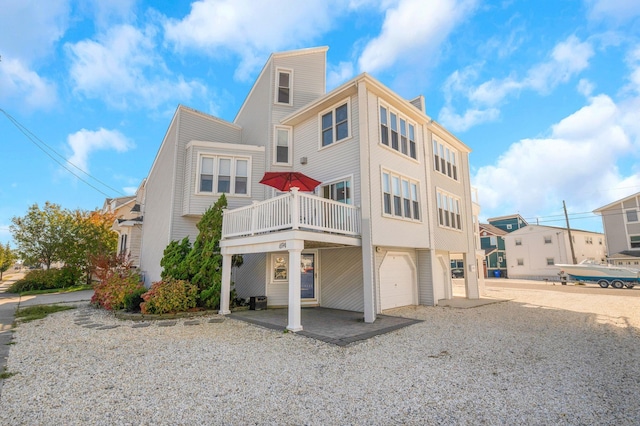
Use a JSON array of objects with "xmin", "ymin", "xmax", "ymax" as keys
[
  {"xmin": 493, "ymin": 270, "xmax": 501, "ymax": 278},
  {"xmin": 249, "ymin": 296, "xmax": 267, "ymax": 310}
]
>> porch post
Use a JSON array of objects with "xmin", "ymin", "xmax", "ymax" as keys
[
  {"xmin": 286, "ymin": 247, "xmax": 303, "ymax": 332},
  {"xmin": 219, "ymin": 253, "xmax": 232, "ymax": 315}
]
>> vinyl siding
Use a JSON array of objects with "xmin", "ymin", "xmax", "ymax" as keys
[
  {"xmin": 140, "ymin": 122, "xmax": 177, "ymax": 284},
  {"xmin": 417, "ymin": 249, "xmax": 434, "ymax": 305},
  {"xmin": 128, "ymin": 226, "xmax": 142, "ymax": 267},
  {"xmin": 602, "ymin": 205, "xmax": 627, "ymax": 254},
  {"xmin": 319, "ymin": 247, "xmax": 364, "ymax": 312},
  {"xmin": 366, "ymin": 91, "xmax": 431, "ymax": 249},
  {"xmin": 233, "ymin": 253, "xmax": 267, "ymax": 299}
]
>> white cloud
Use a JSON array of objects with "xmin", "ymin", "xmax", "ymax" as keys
[
  {"xmin": 0, "ymin": 58, "xmax": 57, "ymax": 110},
  {"xmin": 66, "ymin": 24, "xmax": 206, "ymax": 109},
  {"xmin": 67, "ymin": 128, "xmax": 134, "ymax": 173},
  {"xmin": 586, "ymin": 0, "xmax": 640, "ymax": 23},
  {"xmin": 473, "ymin": 93, "xmax": 638, "ymax": 221},
  {"xmin": 122, "ymin": 186, "xmax": 138, "ymax": 196},
  {"xmin": 327, "ymin": 62, "xmax": 355, "ymax": 90},
  {"xmin": 440, "ymin": 36, "xmax": 594, "ymax": 131},
  {"xmin": 0, "ymin": 0, "xmax": 69, "ymax": 62},
  {"xmin": 358, "ymin": 0, "xmax": 478, "ymax": 73},
  {"xmin": 163, "ymin": 0, "xmax": 342, "ymax": 81}
]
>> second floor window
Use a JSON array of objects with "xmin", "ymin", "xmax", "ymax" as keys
[
  {"xmin": 382, "ymin": 171, "xmax": 420, "ymax": 220},
  {"xmin": 321, "ymin": 102, "xmax": 349, "ymax": 147},
  {"xmin": 631, "ymin": 236, "xmax": 640, "ymax": 248},
  {"xmin": 437, "ymin": 190, "xmax": 462, "ymax": 230},
  {"xmin": 199, "ymin": 155, "xmax": 249, "ymax": 196},
  {"xmin": 544, "ymin": 235, "xmax": 552, "ymax": 244},
  {"xmin": 322, "ymin": 178, "xmax": 351, "ymax": 204},
  {"xmin": 626, "ymin": 209, "xmax": 638, "ymax": 222},
  {"xmin": 379, "ymin": 105, "xmax": 417, "ymax": 159},
  {"xmin": 274, "ymin": 126, "xmax": 291, "ymax": 165},
  {"xmin": 515, "ymin": 238, "xmax": 522, "ymax": 246}
]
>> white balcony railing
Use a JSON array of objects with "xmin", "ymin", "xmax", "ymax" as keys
[{"xmin": 222, "ymin": 188, "xmax": 361, "ymax": 239}]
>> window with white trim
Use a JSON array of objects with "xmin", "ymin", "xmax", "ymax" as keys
[
  {"xmin": 585, "ymin": 236, "xmax": 593, "ymax": 244},
  {"xmin": 321, "ymin": 178, "xmax": 351, "ymax": 204},
  {"xmin": 436, "ymin": 190, "xmax": 462, "ymax": 230},
  {"xmin": 198, "ymin": 154, "xmax": 250, "ymax": 196},
  {"xmin": 274, "ymin": 126, "xmax": 291, "ymax": 165},
  {"xmin": 517, "ymin": 258, "xmax": 524, "ymax": 266},
  {"xmin": 321, "ymin": 101, "xmax": 349, "ymax": 147},
  {"xmin": 544, "ymin": 235, "xmax": 552, "ymax": 244},
  {"xmin": 379, "ymin": 104, "xmax": 417, "ymax": 159},
  {"xmin": 515, "ymin": 238, "xmax": 522, "ymax": 246},
  {"xmin": 631, "ymin": 235, "xmax": 640, "ymax": 248},
  {"xmin": 272, "ymin": 254, "xmax": 288, "ymax": 281},
  {"xmin": 433, "ymin": 139, "xmax": 458, "ymax": 180},
  {"xmin": 275, "ymin": 69, "xmax": 292, "ymax": 105},
  {"xmin": 546, "ymin": 257, "xmax": 555, "ymax": 266},
  {"xmin": 382, "ymin": 171, "xmax": 420, "ymax": 220},
  {"xmin": 626, "ymin": 209, "xmax": 638, "ymax": 222}
]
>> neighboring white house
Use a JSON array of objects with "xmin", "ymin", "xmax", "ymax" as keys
[
  {"xmin": 103, "ymin": 179, "xmax": 145, "ymax": 267},
  {"xmin": 139, "ymin": 46, "xmax": 481, "ymax": 331},
  {"xmin": 503, "ymin": 224, "xmax": 606, "ymax": 280},
  {"xmin": 593, "ymin": 192, "xmax": 640, "ymax": 267}
]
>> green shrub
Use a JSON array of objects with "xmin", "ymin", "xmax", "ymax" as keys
[
  {"xmin": 8, "ymin": 267, "xmax": 80, "ymax": 293},
  {"xmin": 140, "ymin": 279, "xmax": 198, "ymax": 315},
  {"xmin": 123, "ymin": 287, "xmax": 147, "ymax": 312},
  {"xmin": 91, "ymin": 268, "xmax": 145, "ymax": 311},
  {"xmin": 199, "ymin": 282, "xmax": 221, "ymax": 310}
]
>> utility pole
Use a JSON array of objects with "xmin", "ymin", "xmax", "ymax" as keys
[{"xmin": 563, "ymin": 200, "xmax": 577, "ymax": 264}]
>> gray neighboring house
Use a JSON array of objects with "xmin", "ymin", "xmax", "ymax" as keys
[
  {"xmin": 139, "ymin": 47, "xmax": 482, "ymax": 331},
  {"xmin": 593, "ymin": 192, "xmax": 640, "ymax": 267}
]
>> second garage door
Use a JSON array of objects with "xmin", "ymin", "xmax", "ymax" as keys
[{"xmin": 380, "ymin": 253, "xmax": 416, "ymax": 310}]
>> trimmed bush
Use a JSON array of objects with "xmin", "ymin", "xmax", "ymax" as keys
[
  {"xmin": 123, "ymin": 287, "xmax": 147, "ymax": 312},
  {"xmin": 8, "ymin": 267, "xmax": 81, "ymax": 293},
  {"xmin": 140, "ymin": 279, "xmax": 198, "ymax": 315},
  {"xmin": 92, "ymin": 268, "xmax": 145, "ymax": 311}
]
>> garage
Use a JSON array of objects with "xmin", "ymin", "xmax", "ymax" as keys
[{"xmin": 380, "ymin": 253, "xmax": 416, "ymax": 310}]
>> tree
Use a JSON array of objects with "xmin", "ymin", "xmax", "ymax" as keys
[
  {"xmin": 10, "ymin": 202, "xmax": 72, "ymax": 269},
  {"xmin": 0, "ymin": 243, "xmax": 15, "ymax": 280},
  {"xmin": 160, "ymin": 237, "xmax": 192, "ymax": 281},
  {"xmin": 65, "ymin": 209, "xmax": 118, "ymax": 285}
]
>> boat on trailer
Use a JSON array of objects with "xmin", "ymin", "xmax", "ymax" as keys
[{"xmin": 555, "ymin": 260, "xmax": 639, "ymax": 289}]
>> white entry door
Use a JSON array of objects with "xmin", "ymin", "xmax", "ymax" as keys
[{"xmin": 380, "ymin": 253, "xmax": 415, "ymax": 310}]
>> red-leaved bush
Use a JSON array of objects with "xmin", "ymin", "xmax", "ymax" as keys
[
  {"xmin": 140, "ymin": 279, "xmax": 198, "ymax": 314},
  {"xmin": 91, "ymin": 267, "xmax": 145, "ymax": 311}
]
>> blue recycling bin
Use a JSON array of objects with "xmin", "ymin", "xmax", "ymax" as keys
[{"xmin": 493, "ymin": 270, "xmax": 501, "ymax": 278}]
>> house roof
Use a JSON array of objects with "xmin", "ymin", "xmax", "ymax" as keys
[
  {"xmin": 479, "ymin": 223, "xmax": 507, "ymax": 236},
  {"xmin": 593, "ymin": 191, "xmax": 640, "ymax": 214},
  {"xmin": 607, "ymin": 250, "xmax": 640, "ymax": 260},
  {"xmin": 486, "ymin": 213, "xmax": 529, "ymax": 224},
  {"xmin": 502, "ymin": 223, "xmax": 603, "ymax": 236}
]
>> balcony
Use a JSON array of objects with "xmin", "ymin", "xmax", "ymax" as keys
[{"xmin": 222, "ymin": 188, "xmax": 361, "ymax": 240}]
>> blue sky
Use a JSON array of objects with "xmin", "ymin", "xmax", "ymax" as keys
[{"xmin": 2, "ymin": 0, "xmax": 640, "ymax": 245}]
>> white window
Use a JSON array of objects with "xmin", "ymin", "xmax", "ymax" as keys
[
  {"xmin": 517, "ymin": 258, "xmax": 524, "ymax": 266},
  {"xmin": 433, "ymin": 139, "xmax": 458, "ymax": 180},
  {"xmin": 515, "ymin": 238, "xmax": 522, "ymax": 246},
  {"xmin": 626, "ymin": 209, "xmax": 638, "ymax": 222},
  {"xmin": 198, "ymin": 154, "xmax": 251, "ymax": 196},
  {"xmin": 379, "ymin": 103, "xmax": 417, "ymax": 159},
  {"xmin": 274, "ymin": 126, "xmax": 291, "ymax": 165},
  {"xmin": 382, "ymin": 171, "xmax": 420, "ymax": 220},
  {"xmin": 544, "ymin": 235, "xmax": 552, "ymax": 244},
  {"xmin": 272, "ymin": 254, "xmax": 288, "ymax": 281},
  {"xmin": 436, "ymin": 189, "xmax": 462, "ymax": 230},
  {"xmin": 489, "ymin": 236, "xmax": 497, "ymax": 246},
  {"xmin": 275, "ymin": 69, "xmax": 292, "ymax": 105},
  {"xmin": 321, "ymin": 101, "xmax": 349, "ymax": 147},
  {"xmin": 546, "ymin": 258, "xmax": 555, "ymax": 266},
  {"xmin": 506, "ymin": 224, "xmax": 513, "ymax": 230},
  {"xmin": 321, "ymin": 178, "xmax": 351, "ymax": 204}
]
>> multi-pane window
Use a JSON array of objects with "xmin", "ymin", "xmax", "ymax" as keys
[
  {"xmin": 321, "ymin": 102, "xmax": 349, "ymax": 147},
  {"xmin": 544, "ymin": 235, "xmax": 552, "ymax": 244},
  {"xmin": 626, "ymin": 209, "xmax": 638, "ymax": 222},
  {"xmin": 276, "ymin": 70, "xmax": 291, "ymax": 104},
  {"xmin": 274, "ymin": 127, "xmax": 291, "ymax": 165},
  {"xmin": 198, "ymin": 155, "xmax": 250, "ymax": 196},
  {"xmin": 433, "ymin": 139, "xmax": 458, "ymax": 180},
  {"xmin": 436, "ymin": 190, "xmax": 462, "ymax": 230},
  {"xmin": 273, "ymin": 255, "xmax": 288, "ymax": 280},
  {"xmin": 382, "ymin": 171, "xmax": 420, "ymax": 220},
  {"xmin": 585, "ymin": 236, "xmax": 593, "ymax": 244},
  {"xmin": 546, "ymin": 258, "xmax": 555, "ymax": 266},
  {"xmin": 631, "ymin": 236, "xmax": 640, "ymax": 248},
  {"xmin": 379, "ymin": 104, "xmax": 417, "ymax": 159},
  {"xmin": 322, "ymin": 179, "xmax": 351, "ymax": 204}
]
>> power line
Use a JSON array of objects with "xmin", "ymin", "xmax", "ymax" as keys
[{"xmin": 1, "ymin": 108, "xmax": 125, "ymax": 198}]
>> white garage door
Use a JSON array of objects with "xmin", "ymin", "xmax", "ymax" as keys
[{"xmin": 380, "ymin": 253, "xmax": 415, "ymax": 310}]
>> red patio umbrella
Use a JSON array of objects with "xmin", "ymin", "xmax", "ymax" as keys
[{"xmin": 259, "ymin": 171, "xmax": 321, "ymax": 192}]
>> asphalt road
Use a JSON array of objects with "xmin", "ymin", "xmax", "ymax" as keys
[{"xmin": 484, "ymin": 277, "xmax": 640, "ymax": 297}]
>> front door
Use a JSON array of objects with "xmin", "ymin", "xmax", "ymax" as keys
[{"xmin": 301, "ymin": 253, "xmax": 315, "ymax": 300}]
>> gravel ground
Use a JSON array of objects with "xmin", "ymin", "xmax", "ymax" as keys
[{"xmin": 1, "ymin": 284, "xmax": 638, "ymax": 425}]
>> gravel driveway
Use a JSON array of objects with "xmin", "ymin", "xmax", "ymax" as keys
[{"xmin": 1, "ymin": 282, "xmax": 638, "ymax": 425}]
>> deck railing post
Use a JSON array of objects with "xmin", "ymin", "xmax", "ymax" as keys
[
  {"xmin": 250, "ymin": 200, "xmax": 259, "ymax": 236},
  {"xmin": 290, "ymin": 187, "xmax": 300, "ymax": 230}
]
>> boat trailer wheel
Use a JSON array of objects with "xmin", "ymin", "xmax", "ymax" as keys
[
  {"xmin": 598, "ymin": 280, "xmax": 609, "ymax": 288},
  {"xmin": 611, "ymin": 280, "xmax": 625, "ymax": 289}
]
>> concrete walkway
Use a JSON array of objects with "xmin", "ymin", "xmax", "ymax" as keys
[{"xmin": 0, "ymin": 273, "xmax": 93, "ymax": 395}]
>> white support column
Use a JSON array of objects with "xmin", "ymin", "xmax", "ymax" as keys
[
  {"xmin": 464, "ymin": 252, "xmax": 480, "ymax": 299},
  {"xmin": 219, "ymin": 254, "xmax": 232, "ymax": 315},
  {"xmin": 286, "ymin": 247, "xmax": 303, "ymax": 332}
]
